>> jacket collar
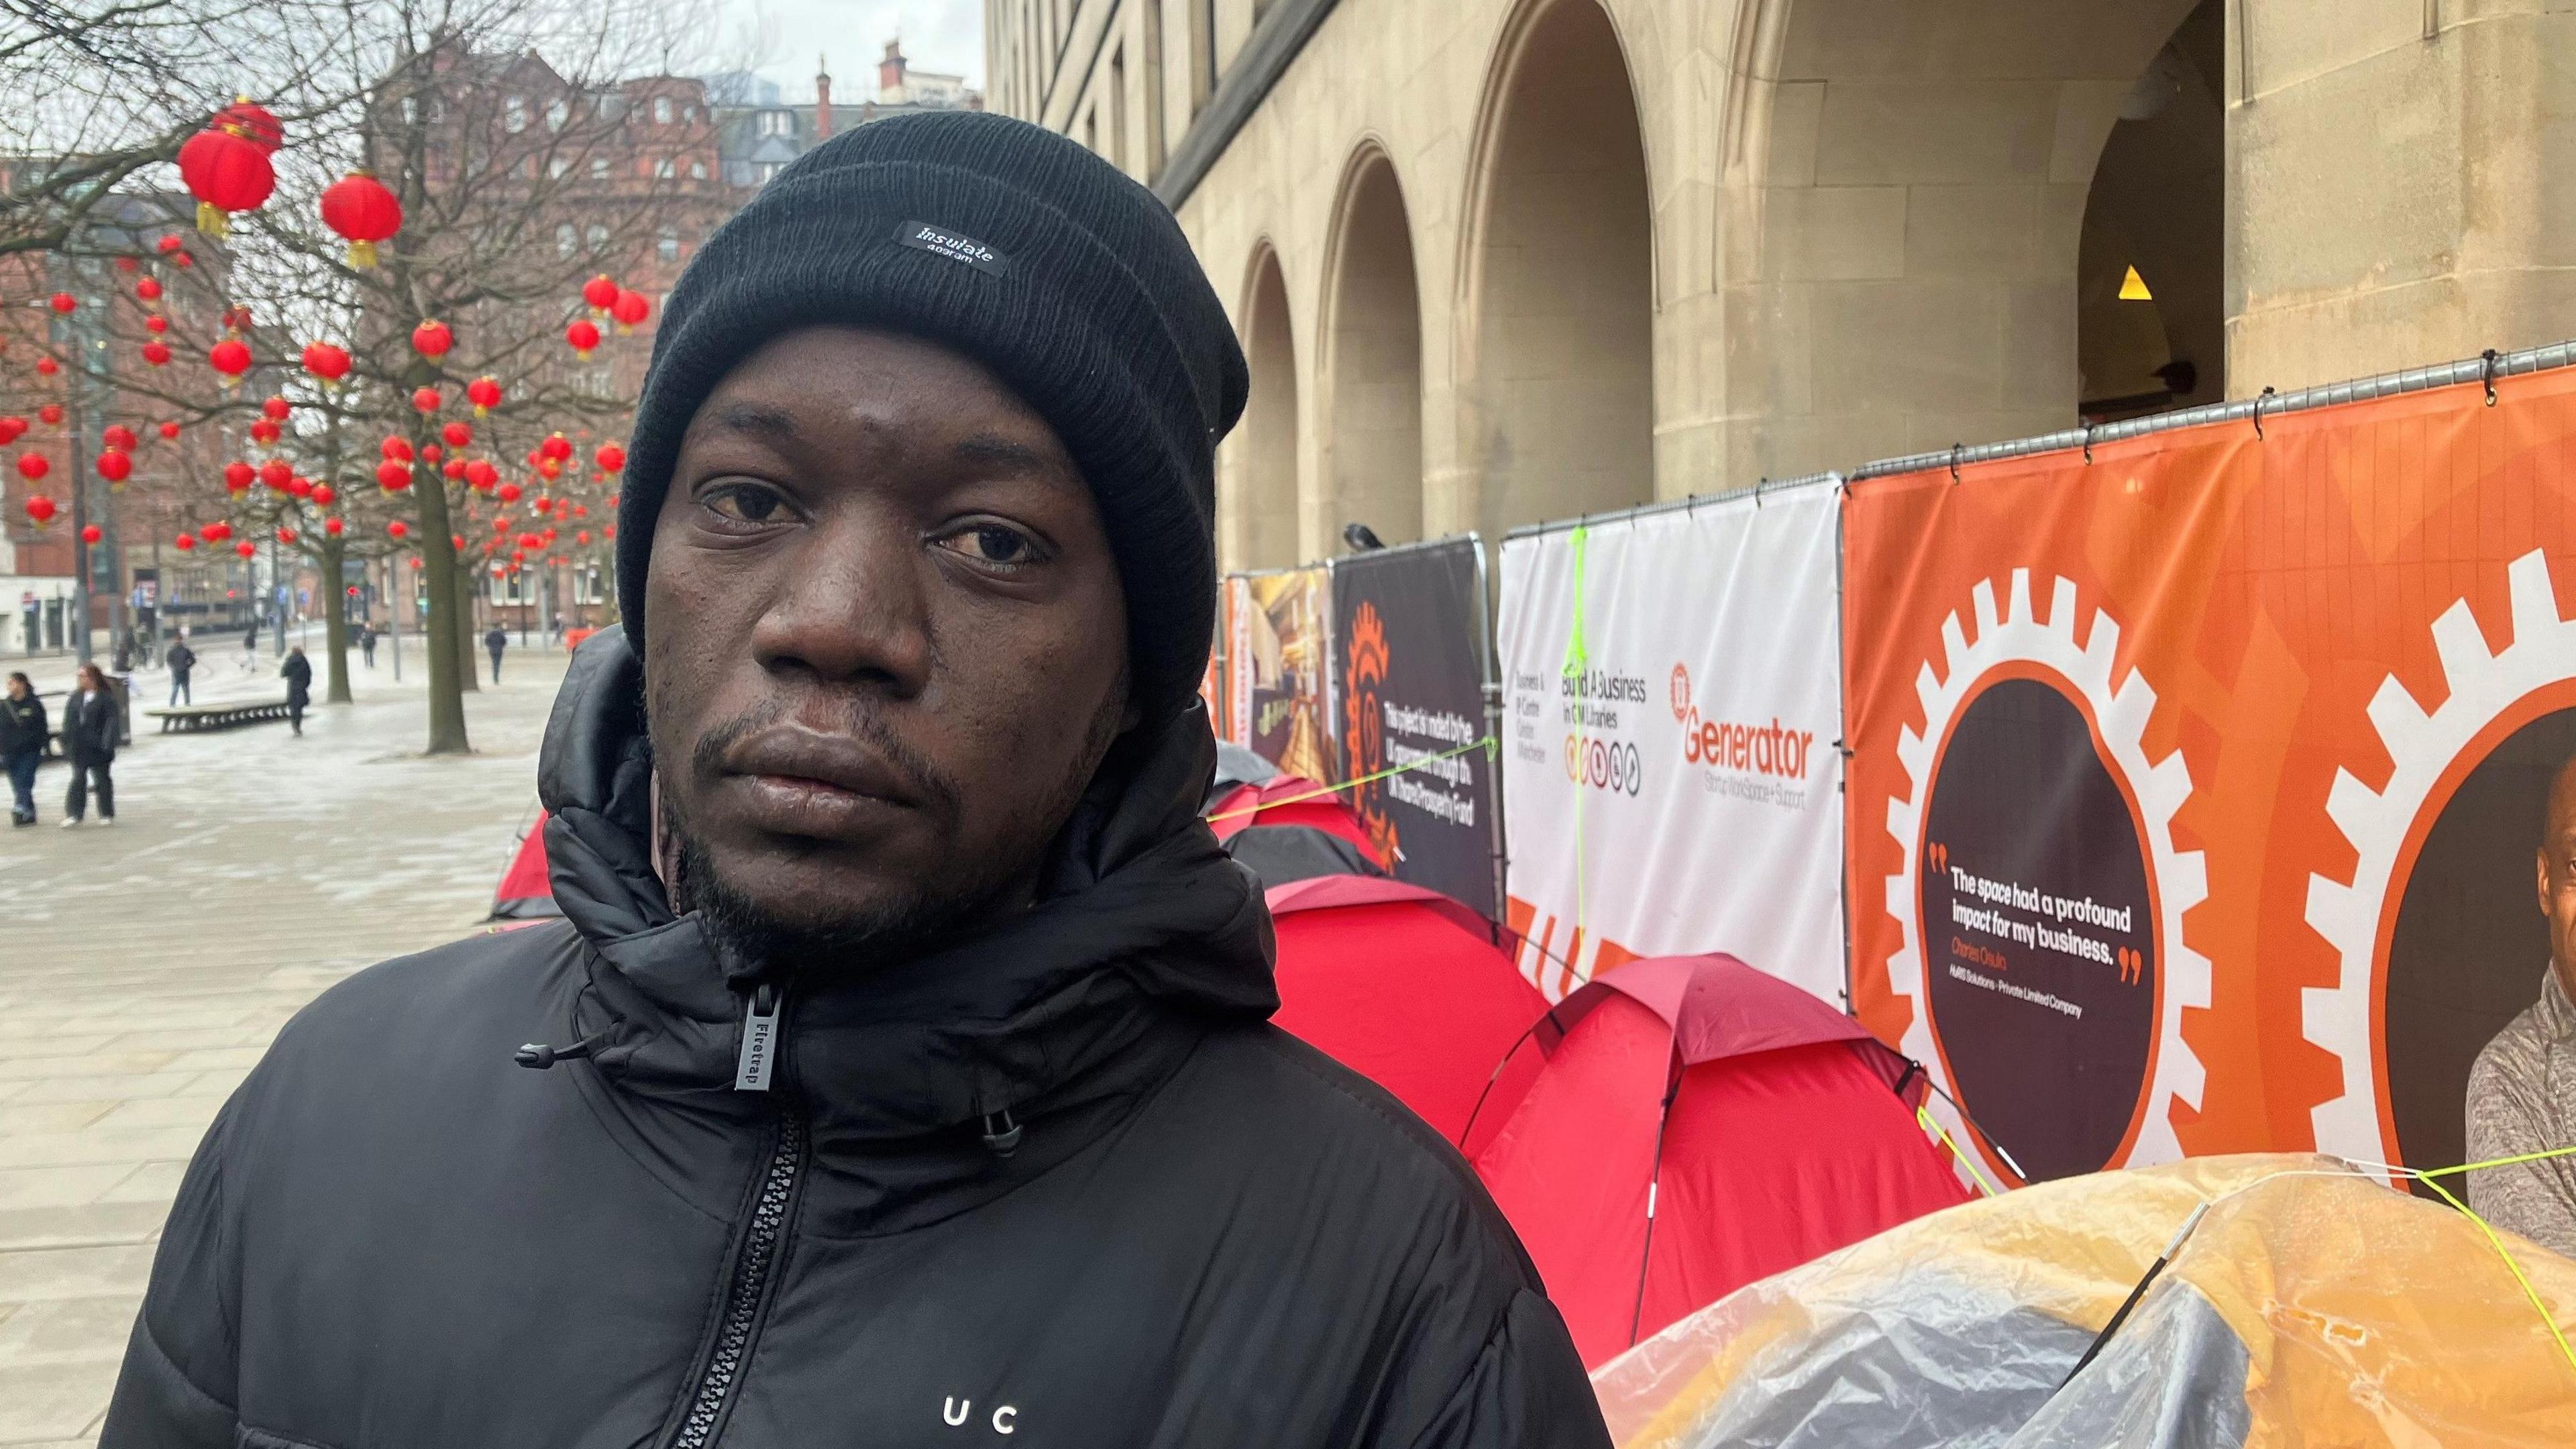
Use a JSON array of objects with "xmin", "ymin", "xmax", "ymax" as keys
[{"xmin": 535, "ymin": 628, "xmax": 1277, "ymax": 1149}]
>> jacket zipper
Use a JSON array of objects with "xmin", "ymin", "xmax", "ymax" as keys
[{"xmin": 669, "ymin": 989, "xmax": 805, "ymax": 1449}]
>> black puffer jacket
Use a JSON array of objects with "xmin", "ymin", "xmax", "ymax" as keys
[{"xmin": 103, "ymin": 629, "xmax": 1608, "ymax": 1448}]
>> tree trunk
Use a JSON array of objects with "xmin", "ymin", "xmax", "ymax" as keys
[
  {"xmin": 413, "ymin": 467, "xmax": 472, "ymax": 753},
  {"xmin": 322, "ymin": 535, "xmax": 353, "ymax": 704},
  {"xmin": 455, "ymin": 559, "xmax": 480, "ymax": 689}
]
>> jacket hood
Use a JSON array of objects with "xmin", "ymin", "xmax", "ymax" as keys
[{"xmin": 532, "ymin": 628, "xmax": 1277, "ymax": 1218}]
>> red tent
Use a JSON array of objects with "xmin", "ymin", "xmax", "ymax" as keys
[
  {"xmin": 1265, "ymin": 875, "xmax": 1546, "ymax": 1142},
  {"xmin": 1468, "ymin": 954, "xmax": 1972, "ymax": 1368},
  {"xmin": 488, "ymin": 810, "xmax": 561, "ymax": 922},
  {"xmin": 1208, "ymin": 775, "xmax": 1389, "ymax": 888}
]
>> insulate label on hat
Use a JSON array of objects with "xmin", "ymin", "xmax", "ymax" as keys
[{"xmin": 898, "ymin": 221, "xmax": 1011, "ymax": 276}]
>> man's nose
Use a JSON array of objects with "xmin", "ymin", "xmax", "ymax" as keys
[{"xmin": 748, "ymin": 511, "xmax": 934, "ymax": 694}]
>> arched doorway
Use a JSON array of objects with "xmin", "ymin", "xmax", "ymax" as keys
[
  {"xmin": 2078, "ymin": 0, "xmax": 2224, "ymax": 420},
  {"xmin": 1465, "ymin": 0, "xmax": 1655, "ymax": 536},
  {"xmin": 1228, "ymin": 246, "xmax": 1301, "ymax": 571},
  {"xmin": 1721, "ymin": 0, "xmax": 2206, "ymax": 480},
  {"xmin": 1324, "ymin": 150, "xmax": 1424, "ymax": 549}
]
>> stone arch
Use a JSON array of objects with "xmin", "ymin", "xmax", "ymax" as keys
[
  {"xmin": 1320, "ymin": 143, "xmax": 1425, "ymax": 550},
  {"xmin": 1224, "ymin": 243, "xmax": 1301, "ymax": 572},
  {"xmin": 1458, "ymin": 0, "xmax": 1656, "ymax": 539},
  {"xmin": 1719, "ymin": 0, "xmax": 2206, "ymax": 481}
]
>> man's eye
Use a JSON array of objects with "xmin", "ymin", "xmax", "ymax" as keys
[
  {"xmin": 703, "ymin": 483, "xmax": 789, "ymax": 524},
  {"xmin": 941, "ymin": 524, "xmax": 1042, "ymax": 568}
]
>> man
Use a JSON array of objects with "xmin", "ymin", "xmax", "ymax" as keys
[
  {"xmin": 280, "ymin": 646, "xmax": 312, "ymax": 737},
  {"xmin": 2, "ymin": 671, "xmax": 44, "ymax": 827},
  {"xmin": 103, "ymin": 113, "xmax": 1606, "ymax": 1446},
  {"xmin": 484, "ymin": 622, "xmax": 508, "ymax": 684},
  {"xmin": 358, "ymin": 621, "xmax": 376, "ymax": 669},
  {"xmin": 166, "ymin": 633, "xmax": 196, "ymax": 706},
  {"xmin": 60, "ymin": 661, "xmax": 115, "ymax": 828},
  {"xmin": 2467, "ymin": 752, "xmax": 2576, "ymax": 1256}
]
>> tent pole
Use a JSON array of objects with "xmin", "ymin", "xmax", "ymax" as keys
[{"xmin": 1629, "ymin": 1074, "xmax": 1680, "ymax": 1348}]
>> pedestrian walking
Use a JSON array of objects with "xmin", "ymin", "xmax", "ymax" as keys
[
  {"xmin": 483, "ymin": 625, "xmax": 506, "ymax": 684},
  {"xmin": 166, "ymin": 635, "xmax": 197, "ymax": 707},
  {"xmin": 100, "ymin": 113, "xmax": 1607, "ymax": 1448},
  {"xmin": 60, "ymin": 662, "xmax": 115, "ymax": 828},
  {"xmin": 280, "ymin": 646, "xmax": 312, "ymax": 736},
  {"xmin": 241, "ymin": 622, "xmax": 258, "ymax": 669},
  {"xmin": 358, "ymin": 623, "xmax": 377, "ymax": 669},
  {"xmin": 1, "ymin": 672, "xmax": 45, "ymax": 828}
]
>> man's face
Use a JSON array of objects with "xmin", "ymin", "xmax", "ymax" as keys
[
  {"xmin": 2538, "ymin": 757, "xmax": 2576, "ymax": 1000},
  {"xmin": 645, "ymin": 327, "xmax": 1132, "ymax": 968}
]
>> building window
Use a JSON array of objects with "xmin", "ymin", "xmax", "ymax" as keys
[
  {"xmin": 757, "ymin": 109, "xmax": 792, "ymax": 138},
  {"xmin": 683, "ymin": 105, "xmax": 698, "ymax": 123},
  {"xmin": 548, "ymin": 156, "xmax": 569, "ymax": 178},
  {"xmin": 690, "ymin": 159, "xmax": 706, "ymax": 180},
  {"xmin": 654, "ymin": 156, "xmax": 676, "ymax": 179},
  {"xmin": 653, "ymin": 96, "xmax": 673, "ymax": 124},
  {"xmin": 546, "ymin": 99, "xmax": 569, "ymax": 131},
  {"xmin": 657, "ymin": 226, "xmax": 680, "ymax": 262},
  {"xmin": 400, "ymin": 97, "xmax": 419, "ymax": 124},
  {"xmin": 586, "ymin": 223, "xmax": 608, "ymax": 252},
  {"xmin": 590, "ymin": 156, "xmax": 609, "ymax": 180},
  {"xmin": 756, "ymin": 162, "xmax": 782, "ymax": 184},
  {"xmin": 555, "ymin": 222, "xmax": 577, "ymax": 257},
  {"xmin": 504, "ymin": 95, "xmax": 527, "ymax": 133}
]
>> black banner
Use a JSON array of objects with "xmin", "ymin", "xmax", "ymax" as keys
[{"xmin": 1330, "ymin": 537, "xmax": 1499, "ymax": 920}]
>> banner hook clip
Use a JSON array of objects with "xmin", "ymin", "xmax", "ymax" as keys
[
  {"xmin": 2252, "ymin": 385, "xmax": 2277, "ymax": 439},
  {"xmin": 2482, "ymin": 347, "xmax": 2502, "ymax": 407},
  {"xmin": 1949, "ymin": 443, "xmax": 1964, "ymax": 485}
]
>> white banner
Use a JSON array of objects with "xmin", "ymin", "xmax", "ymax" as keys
[{"xmin": 1498, "ymin": 481, "xmax": 1845, "ymax": 1005}]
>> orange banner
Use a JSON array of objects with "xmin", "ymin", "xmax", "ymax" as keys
[{"xmin": 1845, "ymin": 368, "xmax": 2576, "ymax": 1187}]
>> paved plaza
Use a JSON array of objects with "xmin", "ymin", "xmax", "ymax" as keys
[{"xmin": 0, "ymin": 637, "xmax": 573, "ymax": 1445}]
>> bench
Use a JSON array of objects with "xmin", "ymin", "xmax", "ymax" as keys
[{"xmin": 146, "ymin": 702, "xmax": 293, "ymax": 733}]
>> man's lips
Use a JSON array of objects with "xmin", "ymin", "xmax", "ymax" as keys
[{"xmin": 720, "ymin": 728, "xmax": 924, "ymax": 836}]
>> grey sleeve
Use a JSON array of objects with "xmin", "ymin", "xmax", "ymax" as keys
[{"xmin": 2464, "ymin": 1046, "xmax": 2576, "ymax": 1260}]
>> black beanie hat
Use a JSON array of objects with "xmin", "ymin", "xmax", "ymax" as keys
[{"xmin": 617, "ymin": 111, "xmax": 1248, "ymax": 716}]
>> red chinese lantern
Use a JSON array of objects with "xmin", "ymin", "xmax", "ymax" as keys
[
  {"xmin": 532, "ymin": 497, "xmax": 553, "ymax": 515},
  {"xmin": 21, "ymin": 493, "xmax": 54, "ymax": 525},
  {"xmin": 176, "ymin": 102, "xmax": 279, "ymax": 236},
  {"xmin": 411, "ymin": 386, "xmax": 442, "ymax": 414},
  {"xmin": 387, "ymin": 519, "xmax": 409, "ymax": 540},
  {"xmin": 158, "ymin": 421, "xmax": 181, "ymax": 440},
  {"xmin": 261, "ymin": 396, "xmax": 290, "ymax": 421},
  {"xmin": 95, "ymin": 449, "xmax": 131, "ymax": 484},
  {"xmin": 16, "ymin": 453, "xmax": 49, "ymax": 481},
  {"xmin": 258, "ymin": 458, "xmax": 290, "ymax": 490},
  {"xmin": 539, "ymin": 433, "xmax": 574, "ymax": 462},
  {"xmin": 584, "ymin": 274, "xmax": 621, "ymax": 313},
  {"xmin": 0, "ymin": 419, "xmax": 22, "ymax": 446},
  {"xmin": 451, "ymin": 533, "xmax": 465, "ymax": 551},
  {"xmin": 594, "ymin": 442, "xmax": 625, "ymax": 474},
  {"xmin": 235, "ymin": 541, "xmax": 257, "ymax": 558},
  {"xmin": 572, "ymin": 504, "xmax": 588, "ymax": 519},
  {"xmin": 173, "ymin": 252, "xmax": 194, "ymax": 269},
  {"xmin": 382, "ymin": 435, "xmax": 414, "ymax": 463},
  {"xmin": 248, "ymin": 419, "xmax": 280, "ymax": 447},
  {"xmin": 324, "ymin": 517, "xmax": 344, "ymax": 537},
  {"xmin": 144, "ymin": 314, "xmax": 168, "ymax": 334},
  {"xmin": 604, "ymin": 523, "xmax": 616, "ymax": 540},
  {"xmin": 140, "ymin": 340, "xmax": 172, "ymax": 367},
  {"xmin": 610, "ymin": 288, "xmax": 650, "ymax": 332},
  {"xmin": 276, "ymin": 527, "xmax": 296, "ymax": 544},
  {"xmin": 537, "ymin": 456, "xmax": 562, "ymax": 480},
  {"xmin": 117, "ymin": 256, "xmax": 136, "ymax": 273},
  {"xmin": 376, "ymin": 460, "xmax": 413, "ymax": 491},
  {"xmin": 80, "ymin": 523, "xmax": 103, "ymax": 545},
  {"xmin": 411, "ymin": 319, "xmax": 452, "ymax": 358},
  {"xmin": 39, "ymin": 404, "xmax": 62, "ymax": 425},
  {"xmin": 466, "ymin": 375, "xmax": 502, "ymax": 416},
  {"xmin": 442, "ymin": 459, "xmax": 466, "ymax": 480},
  {"xmin": 223, "ymin": 460, "xmax": 253, "ymax": 491},
  {"xmin": 465, "ymin": 459, "xmax": 498, "ymax": 490},
  {"xmin": 156, "ymin": 234, "xmax": 184, "ymax": 255},
  {"xmin": 496, "ymin": 482, "xmax": 522, "ymax": 504},
  {"xmin": 223, "ymin": 304, "xmax": 254, "ymax": 332},
  {"xmin": 47, "ymin": 292, "xmax": 74, "ymax": 313},
  {"xmin": 312, "ymin": 482, "xmax": 336, "ymax": 506},
  {"xmin": 34, "ymin": 356, "xmax": 58, "ymax": 377},
  {"xmin": 319, "ymin": 170, "xmax": 402, "ymax": 268},
  {"xmin": 205, "ymin": 521, "xmax": 231, "ymax": 541},
  {"xmin": 576, "ymin": 529, "xmax": 592, "ymax": 545},
  {"xmin": 136, "ymin": 276, "xmax": 162, "ymax": 303},
  {"xmin": 102, "ymin": 425, "xmax": 137, "ymax": 451},
  {"xmin": 564, "ymin": 318, "xmax": 600, "ymax": 358},
  {"xmin": 287, "ymin": 476, "xmax": 313, "ymax": 498},
  {"xmin": 441, "ymin": 421, "xmax": 472, "ymax": 448},
  {"xmin": 176, "ymin": 532, "xmax": 197, "ymax": 551},
  {"xmin": 409, "ymin": 557, "xmax": 422, "ymax": 571},
  {"xmin": 303, "ymin": 342, "xmax": 351, "ymax": 382},
  {"xmin": 209, "ymin": 337, "xmax": 252, "ymax": 386}
]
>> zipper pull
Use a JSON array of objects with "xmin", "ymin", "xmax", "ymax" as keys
[{"xmin": 735, "ymin": 982, "xmax": 782, "ymax": 1092}]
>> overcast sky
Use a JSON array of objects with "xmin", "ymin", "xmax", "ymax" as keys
[{"xmin": 712, "ymin": 0, "xmax": 985, "ymax": 100}]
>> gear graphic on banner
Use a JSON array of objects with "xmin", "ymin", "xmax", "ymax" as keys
[
  {"xmin": 2303, "ymin": 548, "xmax": 2576, "ymax": 1176},
  {"xmin": 1882, "ymin": 569, "xmax": 2210, "ymax": 1181}
]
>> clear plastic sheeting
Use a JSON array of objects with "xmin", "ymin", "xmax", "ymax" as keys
[{"xmin": 1591, "ymin": 1154, "xmax": 2576, "ymax": 1448}]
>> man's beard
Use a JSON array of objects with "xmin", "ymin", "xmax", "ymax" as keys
[{"xmin": 653, "ymin": 685, "xmax": 1127, "ymax": 979}]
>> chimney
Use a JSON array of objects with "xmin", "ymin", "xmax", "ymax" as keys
[
  {"xmin": 879, "ymin": 38, "xmax": 906, "ymax": 103},
  {"xmin": 814, "ymin": 54, "xmax": 832, "ymax": 140}
]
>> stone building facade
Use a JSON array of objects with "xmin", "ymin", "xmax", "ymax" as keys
[{"xmin": 989, "ymin": 0, "xmax": 2576, "ymax": 571}]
